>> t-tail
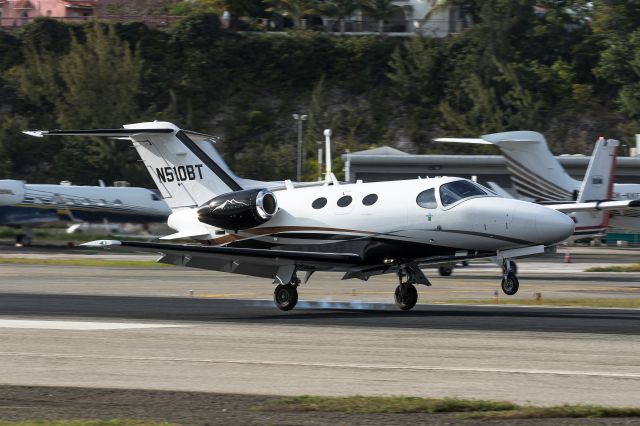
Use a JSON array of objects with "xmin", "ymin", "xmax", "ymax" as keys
[
  {"xmin": 25, "ymin": 122, "xmax": 242, "ymax": 210},
  {"xmin": 436, "ymin": 131, "xmax": 581, "ymax": 201}
]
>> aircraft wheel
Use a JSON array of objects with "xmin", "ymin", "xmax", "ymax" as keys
[
  {"xmin": 438, "ymin": 265, "xmax": 453, "ymax": 276},
  {"xmin": 394, "ymin": 283, "xmax": 418, "ymax": 311},
  {"xmin": 501, "ymin": 272, "xmax": 519, "ymax": 296},
  {"xmin": 15, "ymin": 234, "xmax": 32, "ymax": 247},
  {"xmin": 273, "ymin": 284, "xmax": 298, "ymax": 311}
]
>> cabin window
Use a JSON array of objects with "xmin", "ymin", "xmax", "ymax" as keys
[
  {"xmin": 337, "ymin": 195, "xmax": 353, "ymax": 207},
  {"xmin": 439, "ymin": 180, "xmax": 486, "ymax": 207},
  {"xmin": 312, "ymin": 197, "xmax": 327, "ymax": 209},
  {"xmin": 113, "ymin": 199, "xmax": 123, "ymax": 205},
  {"xmin": 416, "ymin": 188, "xmax": 437, "ymax": 209},
  {"xmin": 362, "ymin": 194, "xmax": 378, "ymax": 206}
]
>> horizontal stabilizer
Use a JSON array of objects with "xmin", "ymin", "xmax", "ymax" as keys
[
  {"xmin": 433, "ymin": 137, "xmax": 491, "ymax": 144},
  {"xmin": 551, "ymin": 199, "xmax": 640, "ymax": 212},
  {"xmin": 23, "ymin": 129, "xmax": 174, "ymax": 138}
]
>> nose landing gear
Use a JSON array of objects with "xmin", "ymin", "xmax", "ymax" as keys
[
  {"xmin": 394, "ymin": 282, "xmax": 418, "ymax": 311},
  {"xmin": 394, "ymin": 264, "xmax": 428, "ymax": 311},
  {"xmin": 501, "ymin": 260, "xmax": 519, "ymax": 295}
]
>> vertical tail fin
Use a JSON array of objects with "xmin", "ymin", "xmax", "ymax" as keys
[
  {"xmin": 436, "ymin": 131, "xmax": 582, "ymax": 201},
  {"xmin": 124, "ymin": 122, "xmax": 243, "ymax": 210},
  {"xmin": 577, "ymin": 138, "xmax": 618, "ymax": 202},
  {"xmin": 25, "ymin": 122, "xmax": 244, "ymax": 211},
  {"xmin": 480, "ymin": 131, "xmax": 581, "ymax": 201}
]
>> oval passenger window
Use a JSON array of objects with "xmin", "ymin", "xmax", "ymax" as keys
[
  {"xmin": 362, "ymin": 194, "xmax": 378, "ymax": 206},
  {"xmin": 312, "ymin": 197, "xmax": 327, "ymax": 209},
  {"xmin": 337, "ymin": 195, "xmax": 353, "ymax": 207},
  {"xmin": 416, "ymin": 189, "xmax": 437, "ymax": 209}
]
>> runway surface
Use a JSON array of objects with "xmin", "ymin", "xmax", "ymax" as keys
[
  {"xmin": 0, "ymin": 292, "xmax": 639, "ymax": 334},
  {"xmin": 0, "ymin": 259, "xmax": 638, "ymax": 407}
]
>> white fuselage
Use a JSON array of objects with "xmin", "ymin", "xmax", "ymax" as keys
[{"xmin": 171, "ymin": 177, "xmax": 575, "ymax": 262}]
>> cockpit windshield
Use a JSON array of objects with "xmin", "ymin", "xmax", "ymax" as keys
[{"xmin": 439, "ymin": 180, "xmax": 489, "ymax": 207}]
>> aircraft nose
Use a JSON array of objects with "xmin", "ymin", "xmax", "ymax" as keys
[{"xmin": 534, "ymin": 208, "xmax": 575, "ymax": 245}]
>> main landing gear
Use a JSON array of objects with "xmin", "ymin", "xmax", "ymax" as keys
[
  {"xmin": 273, "ymin": 276, "xmax": 300, "ymax": 311},
  {"xmin": 500, "ymin": 260, "xmax": 519, "ymax": 296}
]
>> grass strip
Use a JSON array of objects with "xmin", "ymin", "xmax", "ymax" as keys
[
  {"xmin": 0, "ymin": 257, "xmax": 170, "ymax": 268},
  {"xmin": 467, "ymin": 405, "xmax": 640, "ymax": 419},
  {"xmin": 439, "ymin": 298, "xmax": 640, "ymax": 308},
  {"xmin": 258, "ymin": 396, "xmax": 640, "ymax": 419},
  {"xmin": 586, "ymin": 264, "xmax": 640, "ymax": 272},
  {"xmin": 0, "ymin": 421, "xmax": 174, "ymax": 426},
  {"xmin": 258, "ymin": 396, "xmax": 517, "ymax": 414}
]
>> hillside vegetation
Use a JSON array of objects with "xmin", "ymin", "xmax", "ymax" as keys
[{"xmin": 0, "ymin": 0, "xmax": 638, "ymax": 185}]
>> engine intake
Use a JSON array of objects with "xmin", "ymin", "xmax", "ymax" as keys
[{"xmin": 197, "ymin": 188, "xmax": 278, "ymax": 230}]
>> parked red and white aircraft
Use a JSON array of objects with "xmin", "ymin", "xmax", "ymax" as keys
[{"xmin": 26, "ymin": 122, "xmax": 576, "ymax": 311}]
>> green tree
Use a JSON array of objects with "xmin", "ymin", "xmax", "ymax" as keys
[
  {"xmin": 266, "ymin": 0, "xmax": 319, "ymax": 28},
  {"xmin": 361, "ymin": 0, "xmax": 412, "ymax": 34},
  {"xmin": 320, "ymin": 0, "xmax": 361, "ymax": 34},
  {"xmin": 6, "ymin": 22, "xmax": 145, "ymax": 184}
]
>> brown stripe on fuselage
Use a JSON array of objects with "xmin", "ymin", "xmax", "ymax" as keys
[
  {"xmin": 204, "ymin": 226, "xmax": 376, "ymax": 246},
  {"xmin": 245, "ymin": 226, "xmax": 378, "ymax": 236}
]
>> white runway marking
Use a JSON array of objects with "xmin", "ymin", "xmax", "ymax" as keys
[
  {"xmin": 0, "ymin": 319, "xmax": 187, "ymax": 331},
  {"xmin": 0, "ymin": 352, "xmax": 638, "ymax": 380}
]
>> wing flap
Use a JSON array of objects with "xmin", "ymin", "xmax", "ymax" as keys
[{"xmin": 81, "ymin": 240, "xmax": 362, "ymax": 279}]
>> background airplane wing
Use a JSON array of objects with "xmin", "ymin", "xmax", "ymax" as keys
[{"xmin": 550, "ymin": 200, "xmax": 640, "ymax": 212}]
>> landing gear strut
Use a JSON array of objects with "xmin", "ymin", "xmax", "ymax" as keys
[{"xmin": 500, "ymin": 259, "xmax": 519, "ymax": 295}]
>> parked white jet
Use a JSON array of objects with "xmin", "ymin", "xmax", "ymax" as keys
[
  {"xmin": 25, "ymin": 122, "xmax": 575, "ymax": 311},
  {"xmin": 0, "ymin": 179, "xmax": 171, "ymax": 245},
  {"xmin": 436, "ymin": 131, "xmax": 640, "ymax": 233}
]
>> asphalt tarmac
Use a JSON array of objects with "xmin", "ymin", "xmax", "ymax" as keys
[
  {"xmin": 0, "ymin": 248, "xmax": 638, "ymax": 410},
  {"xmin": 0, "ymin": 292, "xmax": 638, "ymax": 334}
]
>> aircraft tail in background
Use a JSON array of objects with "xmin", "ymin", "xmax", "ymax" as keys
[{"xmin": 436, "ymin": 131, "xmax": 581, "ymax": 201}]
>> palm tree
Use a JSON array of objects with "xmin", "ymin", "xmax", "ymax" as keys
[
  {"xmin": 266, "ymin": 0, "xmax": 320, "ymax": 28},
  {"xmin": 360, "ymin": 0, "xmax": 412, "ymax": 34},
  {"xmin": 319, "ymin": 0, "xmax": 361, "ymax": 34}
]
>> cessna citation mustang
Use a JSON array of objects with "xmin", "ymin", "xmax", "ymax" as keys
[{"xmin": 25, "ymin": 122, "xmax": 575, "ymax": 311}]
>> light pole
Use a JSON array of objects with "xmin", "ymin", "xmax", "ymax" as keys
[
  {"xmin": 293, "ymin": 114, "xmax": 307, "ymax": 181},
  {"xmin": 323, "ymin": 129, "xmax": 332, "ymax": 179}
]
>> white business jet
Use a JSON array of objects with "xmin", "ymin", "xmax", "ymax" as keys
[{"xmin": 25, "ymin": 122, "xmax": 575, "ymax": 311}]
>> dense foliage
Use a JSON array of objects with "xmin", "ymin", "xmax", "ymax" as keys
[{"xmin": 1, "ymin": 0, "xmax": 639, "ymax": 185}]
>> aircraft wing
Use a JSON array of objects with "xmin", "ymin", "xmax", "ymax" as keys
[
  {"xmin": 82, "ymin": 240, "xmax": 362, "ymax": 281},
  {"xmin": 550, "ymin": 200, "xmax": 640, "ymax": 212}
]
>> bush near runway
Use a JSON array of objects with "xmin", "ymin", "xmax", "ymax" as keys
[{"xmin": 262, "ymin": 396, "xmax": 640, "ymax": 419}]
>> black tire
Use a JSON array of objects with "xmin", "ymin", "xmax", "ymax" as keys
[
  {"xmin": 510, "ymin": 261, "xmax": 518, "ymax": 275},
  {"xmin": 16, "ymin": 235, "xmax": 32, "ymax": 247},
  {"xmin": 501, "ymin": 272, "xmax": 519, "ymax": 296},
  {"xmin": 394, "ymin": 283, "xmax": 418, "ymax": 311},
  {"xmin": 273, "ymin": 284, "xmax": 298, "ymax": 311},
  {"xmin": 438, "ymin": 265, "xmax": 453, "ymax": 276}
]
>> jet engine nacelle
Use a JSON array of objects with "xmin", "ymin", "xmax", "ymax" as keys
[
  {"xmin": 197, "ymin": 188, "xmax": 278, "ymax": 230},
  {"xmin": 0, "ymin": 180, "xmax": 26, "ymax": 206}
]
